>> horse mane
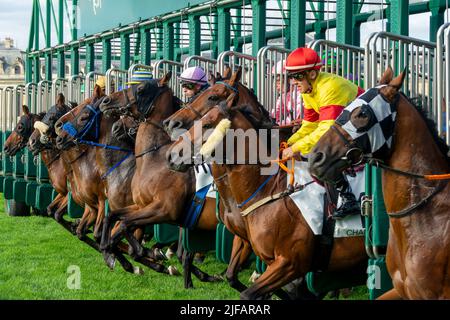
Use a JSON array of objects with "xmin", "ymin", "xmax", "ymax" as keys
[
  {"xmin": 236, "ymin": 82, "xmax": 275, "ymax": 127},
  {"xmin": 401, "ymin": 92, "xmax": 450, "ymax": 164}
]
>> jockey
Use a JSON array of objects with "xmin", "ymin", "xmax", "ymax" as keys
[
  {"xmin": 126, "ymin": 70, "xmax": 154, "ymax": 86},
  {"xmin": 178, "ymin": 66, "xmax": 209, "ymax": 103},
  {"xmin": 282, "ymin": 47, "xmax": 365, "ymax": 220},
  {"xmin": 270, "ymin": 60, "xmax": 302, "ymax": 125}
]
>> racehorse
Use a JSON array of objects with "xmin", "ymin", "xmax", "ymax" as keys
[
  {"xmin": 166, "ymin": 68, "xmax": 322, "ymax": 299},
  {"xmin": 97, "ymin": 73, "xmax": 223, "ymax": 287},
  {"xmin": 167, "ymin": 76, "xmax": 367, "ymax": 299},
  {"xmin": 308, "ymin": 67, "xmax": 450, "ymax": 299},
  {"xmin": 3, "ymin": 101, "xmax": 70, "ymax": 220}
]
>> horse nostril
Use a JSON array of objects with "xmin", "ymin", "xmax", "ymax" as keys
[
  {"xmin": 102, "ymin": 97, "xmax": 111, "ymax": 105},
  {"xmin": 3, "ymin": 145, "xmax": 9, "ymax": 152},
  {"xmin": 174, "ymin": 121, "xmax": 183, "ymax": 130},
  {"xmin": 56, "ymin": 136, "xmax": 63, "ymax": 145},
  {"xmin": 162, "ymin": 119, "xmax": 170, "ymax": 129}
]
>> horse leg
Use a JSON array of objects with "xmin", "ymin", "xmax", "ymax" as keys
[
  {"xmin": 53, "ymin": 195, "xmax": 68, "ymax": 221},
  {"xmin": 182, "ymin": 250, "xmax": 194, "ymax": 289},
  {"xmin": 240, "ymin": 257, "xmax": 299, "ymax": 300},
  {"xmin": 377, "ymin": 288, "xmax": 403, "ymax": 300},
  {"xmin": 47, "ymin": 193, "xmax": 64, "ymax": 217},
  {"xmin": 100, "ymin": 204, "xmax": 140, "ymax": 251},
  {"xmin": 226, "ymin": 236, "xmax": 253, "ymax": 292},
  {"xmin": 93, "ymin": 198, "xmax": 106, "ymax": 243},
  {"xmin": 76, "ymin": 206, "xmax": 97, "ymax": 240}
]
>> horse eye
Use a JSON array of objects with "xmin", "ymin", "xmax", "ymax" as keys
[
  {"xmin": 208, "ymin": 95, "xmax": 219, "ymax": 101},
  {"xmin": 203, "ymin": 124, "xmax": 212, "ymax": 129}
]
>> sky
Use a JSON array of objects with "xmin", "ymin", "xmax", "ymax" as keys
[{"xmin": 0, "ymin": 0, "xmax": 437, "ymax": 52}]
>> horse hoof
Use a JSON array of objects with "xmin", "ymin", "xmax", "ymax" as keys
[
  {"xmin": 104, "ymin": 254, "xmax": 116, "ymax": 270},
  {"xmin": 249, "ymin": 271, "xmax": 261, "ymax": 283},
  {"xmin": 165, "ymin": 248, "xmax": 175, "ymax": 259},
  {"xmin": 133, "ymin": 266, "xmax": 144, "ymax": 275},
  {"xmin": 208, "ymin": 275, "xmax": 224, "ymax": 283},
  {"xmin": 168, "ymin": 265, "xmax": 180, "ymax": 276},
  {"xmin": 153, "ymin": 248, "xmax": 168, "ymax": 261}
]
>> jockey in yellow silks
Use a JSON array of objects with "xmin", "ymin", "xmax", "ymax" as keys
[{"xmin": 282, "ymin": 47, "xmax": 365, "ymax": 219}]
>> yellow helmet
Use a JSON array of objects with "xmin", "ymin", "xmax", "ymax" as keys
[{"xmin": 95, "ymin": 76, "xmax": 106, "ymax": 89}]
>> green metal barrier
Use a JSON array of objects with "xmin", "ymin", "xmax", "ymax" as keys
[
  {"xmin": 182, "ymin": 228, "xmax": 216, "ymax": 253},
  {"xmin": 365, "ymin": 164, "xmax": 393, "ymax": 299},
  {"xmin": 68, "ymin": 191, "xmax": 84, "ymax": 219},
  {"xmin": 35, "ymin": 184, "xmax": 54, "ymax": 211},
  {"xmin": 25, "ymin": 181, "xmax": 39, "ymax": 207},
  {"xmin": 215, "ymin": 223, "xmax": 235, "ymax": 264},
  {"xmin": 154, "ymin": 224, "xmax": 179, "ymax": 244}
]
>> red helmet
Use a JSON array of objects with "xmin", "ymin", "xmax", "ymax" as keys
[{"xmin": 285, "ymin": 47, "xmax": 322, "ymax": 73}]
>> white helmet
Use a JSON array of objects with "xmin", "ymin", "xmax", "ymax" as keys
[
  {"xmin": 271, "ymin": 60, "xmax": 286, "ymax": 76},
  {"xmin": 179, "ymin": 66, "xmax": 207, "ymax": 85}
]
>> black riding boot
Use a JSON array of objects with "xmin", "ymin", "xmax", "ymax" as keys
[{"xmin": 332, "ymin": 178, "xmax": 360, "ymax": 220}]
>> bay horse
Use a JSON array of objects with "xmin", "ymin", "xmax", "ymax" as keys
[
  {"xmin": 3, "ymin": 102, "xmax": 70, "ymax": 221},
  {"xmin": 167, "ymin": 85, "xmax": 367, "ymax": 300},
  {"xmin": 308, "ymin": 67, "xmax": 450, "ymax": 299},
  {"xmin": 98, "ymin": 73, "xmax": 224, "ymax": 287},
  {"xmin": 165, "ymin": 69, "xmax": 319, "ymax": 299}
]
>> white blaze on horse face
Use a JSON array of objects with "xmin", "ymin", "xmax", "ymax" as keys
[{"xmin": 199, "ymin": 118, "xmax": 231, "ymax": 158}]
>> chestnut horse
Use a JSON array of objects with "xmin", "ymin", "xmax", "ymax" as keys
[
  {"xmin": 97, "ymin": 73, "xmax": 224, "ymax": 287},
  {"xmin": 167, "ymin": 88, "xmax": 367, "ymax": 299},
  {"xmin": 165, "ymin": 69, "xmax": 320, "ymax": 299},
  {"xmin": 309, "ymin": 67, "xmax": 450, "ymax": 299}
]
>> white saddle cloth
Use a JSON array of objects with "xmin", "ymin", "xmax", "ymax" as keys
[
  {"xmin": 288, "ymin": 161, "xmax": 365, "ymax": 238},
  {"xmin": 194, "ymin": 164, "xmax": 216, "ymax": 198}
]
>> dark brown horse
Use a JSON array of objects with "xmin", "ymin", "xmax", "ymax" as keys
[
  {"xmin": 309, "ymin": 67, "xmax": 450, "ymax": 299},
  {"xmin": 167, "ymin": 86, "xmax": 367, "ymax": 299},
  {"xmin": 98, "ymin": 73, "xmax": 223, "ymax": 287}
]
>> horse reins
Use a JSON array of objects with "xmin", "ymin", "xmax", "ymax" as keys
[{"xmin": 331, "ymin": 124, "xmax": 449, "ymax": 218}]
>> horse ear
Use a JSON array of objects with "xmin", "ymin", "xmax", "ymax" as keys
[
  {"xmin": 93, "ymin": 84, "xmax": 102, "ymax": 98},
  {"xmin": 228, "ymin": 67, "xmax": 242, "ymax": 88},
  {"xmin": 159, "ymin": 71, "xmax": 172, "ymax": 86},
  {"xmin": 389, "ymin": 68, "xmax": 406, "ymax": 90},
  {"xmin": 225, "ymin": 93, "xmax": 237, "ymax": 111},
  {"xmin": 208, "ymin": 72, "xmax": 216, "ymax": 86},
  {"xmin": 222, "ymin": 66, "xmax": 232, "ymax": 80},
  {"xmin": 379, "ymin": 66, "xmax": 394, "ymax": 85},
  {"xmin": 22, "ymin": 105, "xmax": 29, "ymax": 115}
]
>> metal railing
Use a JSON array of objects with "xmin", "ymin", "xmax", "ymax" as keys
[
  {"xmin": 365, "ymin": 32, "xmax": 436, "ymax": 120},
  {"xmin": 36, "ymin": 80, "xmax": 53, "ymax": 114},
  {"xmin": 257, "ymin": 46, "xmax": 301, "ymax": 125},
  {"xmin": 309, "ymin": 39, "xmax": 365, "ymax": 88},
  {"xmin": 1, "ymin": 86, "xmax": 14, "ymax": 132},
  {"xmin": 105, "ymin": 67, "xmax": 128, "ymax": 95},
  {"xmin": 85, "ymin": 72, "xmax": 105, "ymax": 100},
  {"xmin": 12, "ymin": 85, "xmax": 26, "ymax": 129},
  {"xmin": 51, "ymin": 78, "xmax": 68, "ymax": 105},
  {"xmin": 183, "ymin": 55, "xmax": 217, "ymax": 77},
  {"xmin": 67, "ymin": 75, "xmax": 85, "ymax": 104},
  {"xmin": 152, "ymin": 60, "xmax": 184, "ymax": 99},
  {"xmin": 24, "ymin": 83, "xmax": 38, "ymax": 114},
  {"xmin": 217, "ymin": 51, "xmax": 257, "ymax": 91},
  {"xmin": 436, "ymin": 23, "xmax": 450, "ymax": 144}
]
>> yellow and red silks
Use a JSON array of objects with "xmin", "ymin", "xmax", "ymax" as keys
[{"xmin": 287, "ymin": 72, "xmax": 364, "ymax": 155}]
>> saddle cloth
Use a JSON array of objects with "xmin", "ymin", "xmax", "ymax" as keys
[
  {"xmin": 194, "ymin": 164, "xmax": 216, "ymax": 198},
  {"xmin": 288, "ymin": 161, "xmax": 365, "ymax": 238}
]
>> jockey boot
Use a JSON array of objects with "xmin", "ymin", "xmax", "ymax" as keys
[{"xmin": 332, "ymin": 191, "xmax": 360, "ymax": 220}]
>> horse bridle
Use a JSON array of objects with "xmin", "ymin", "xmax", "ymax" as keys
[
  {"xmin": 120, "ymin": 83, "xmax": 171, "ymax": 122},
  {"xmin": 330, "ymin": 94, "xmax": 448, "ymax": 219}
]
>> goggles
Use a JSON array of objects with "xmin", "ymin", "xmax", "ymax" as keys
[
  {"xmin": 288, "ymin": 71, "xmax": 307, "ymax": 81},
  {"xmin": 181, "ymin": 82, "xmax": 197, "ymax": 90}
]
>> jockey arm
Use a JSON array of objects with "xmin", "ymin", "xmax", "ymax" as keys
[{"xmin": 287, "ymin": 80, "xmax": 352, "ymax": 155}]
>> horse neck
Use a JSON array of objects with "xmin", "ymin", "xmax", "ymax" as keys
[
  {"xmin": 223, "ymin": 112, "xmax": 282, "ymax": 206},
  {"xmin": 382, "ymin": 96, "xmax": 450, "ymax": 219},
  {"xmin": 99, "ymin": 114, "xmax": 134, "ymax": 165},
  {"xmin": 135, "ymin": 93, "xmax": 176, "ymax": 153}
]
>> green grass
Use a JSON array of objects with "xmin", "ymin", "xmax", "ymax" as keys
[{"xmin": 0, "ymin": 194, "xmax": 368, "ymax": 300}]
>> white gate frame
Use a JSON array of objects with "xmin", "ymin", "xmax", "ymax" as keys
[
  {"xmin": 183, "ymin": 55, "xmax": 217, "ymax": 77},
  {"xmin": 436, "ymin": 23, "xmax": 450, "ymax": 144},
  {"xmin": 84, "ymin": 72, "xmax": 105, "ymax": 100},
  {"xmin": 105, "ymin": 67, "xmax": 128, "ymax": 95},
  {"xmin": 152, "ymin": 60, "xmax": 184, "ymax": 100},
  {"xmin": 217, "ymin": 51, "xmax": 257, "ymax": 91}
]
